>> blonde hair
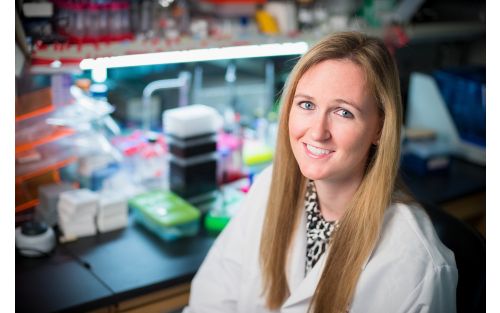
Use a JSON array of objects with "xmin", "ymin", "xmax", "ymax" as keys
[{"xmin": 259, "ymin": 32, "xmax": 405, "ymax": 312}]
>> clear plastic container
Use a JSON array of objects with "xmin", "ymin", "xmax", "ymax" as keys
[
  {"xmin": 109, "ymin": 1, "xmax": 123, "ymax": 37},
  {"xmin": 98, "ymin": 2, "xmax": 109, "ymax": 39},
  {"xmin": 55, "ymin": 0, "xmax": 71, "ymax": 35},
  {"xmin": 85, "ymin": 3, "xmax": 101, "ymax": 39},
  {"xmin": 71, "ymin": 3, "xmax": 86, "ymax": 38},
  {"xmin": 120, "ymin": 1, "xmax": 130, "ymax": 35}
]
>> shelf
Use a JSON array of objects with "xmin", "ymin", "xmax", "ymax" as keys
[
  {"xmin": 16, "ymin": 156, "xmax": 77, "ymax": 183},
  {"xmin": 30, "ymin": 33, "xmax": 309, "ymax": 73},
  {"xmin": 15, "ymin": 170, "xmax": 61, "ymax": 213},
  {"xmin": 15, "ymin": 127, "xmax": 75, "ymax": 154},
  {"xmin": 28, "ymin": 22, "xmax": 485, "ymax": 73},
  {"xmin": 16, "ymin": 199, "xmax": 40, "ymax": 213},
  {"xmin": 15, "ymin": 87, "xmax": 53, "ymax": 120},
  {"xmin": 15, "ymin": 103, "xmax": 54, "ymax": 122},
  {"xmin": 16, "ymin": 138, "xmax": 78, "ymax": 183}
]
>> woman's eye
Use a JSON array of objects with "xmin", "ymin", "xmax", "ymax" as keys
[
  {"xmin": 299, "ymin": 101, "xmax": 315, "ymax": 110},
  {"xmin": 336, "ymin": 109, "xmax": 354, "ymax": 118}
]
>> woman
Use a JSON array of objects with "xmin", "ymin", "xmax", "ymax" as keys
[{"xmin": 184, "ymin": 32, "xmax": 457, "ymax": 313}]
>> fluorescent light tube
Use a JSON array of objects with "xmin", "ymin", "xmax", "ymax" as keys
[{"xmin": 80, "ymin": 41, "xmax": 308, "ymax": 70}]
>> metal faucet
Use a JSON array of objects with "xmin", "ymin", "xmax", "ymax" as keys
[{"xmin": 142, "ymin": 71, "xmax": 192, "ymax": 131}]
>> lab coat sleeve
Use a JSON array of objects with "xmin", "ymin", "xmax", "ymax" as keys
[
  {"xmin": 396, "ymin": 264, "xmax": 458, "ymax": 313},
  {"xmin": 183, "ymin": 167, "xmax": 271, "ymax": 313}
]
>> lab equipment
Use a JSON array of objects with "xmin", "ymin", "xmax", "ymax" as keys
[{"xmin": 15, "ymin": 221, "xmax": 56, "ymax": 257}]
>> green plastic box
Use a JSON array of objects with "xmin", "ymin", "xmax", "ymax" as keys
[{"xmin": 129, "ymin": 190, "xmax": 200, "ymax": 241}]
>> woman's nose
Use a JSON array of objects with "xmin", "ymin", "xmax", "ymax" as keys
[{"xmin": 309, "ymin": 113, "xmax": 331, "ymax": 141}]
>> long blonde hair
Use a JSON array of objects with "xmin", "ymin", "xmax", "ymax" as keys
[{"xmin": 259, "ymin": 32, "xmax": 404, "ymax": 312}]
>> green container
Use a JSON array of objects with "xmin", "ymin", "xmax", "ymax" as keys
[{"xmin": 129, "ymin": 190, "xmax": 200, "ymax": 240}]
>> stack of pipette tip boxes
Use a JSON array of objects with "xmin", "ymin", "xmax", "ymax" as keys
[
  {"xmin": 97, "ymin": 192, "xmax": 128, "ymax": 232},
  {"xmin": 163, "ymin": 104, "xmax": 222, "ymax": 211},
  {"xmin": 58, "ymin": 189, "xmax": 98, "ymax": 241}
]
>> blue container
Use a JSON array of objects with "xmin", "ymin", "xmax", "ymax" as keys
[{"xmin": 433, "ymin": 67, "xmax": 486, "ymax": 147}]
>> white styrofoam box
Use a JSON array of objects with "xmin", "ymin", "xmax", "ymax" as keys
[
  {"xmin": 59, "ymin": 224, "xmax": 97, "ymax": 238},
  {"xmin": 97, "ymin": 214, "xmax": 128, "ymax": 233},
  {"xmin": 59, "ymin": 189, "xmax": 99, "ymax": 207},
  {"xmin": 58, "ymin": 202, "xmax": 97, "ymax": 219},
  {"xmin": 163, "ymin": 104, "xmax": 222, "ymax": 138},
  {"xmin": 58, "ymin": 218, "xmax": 97, "ymax": 238},
  {"xmin": 58, "ymin": 209, "xmax": 95, "ymax": 225},
  {"xmin": 58, "ymin": 189, "xmax": 99, "ymax": 217},
  {"xmin": 98, "ymin": 192, "xmax": 128, "ymax": 215},
  {"xmin": 98, "ymin": 204, "xmax": 128, "ymax": 218}
]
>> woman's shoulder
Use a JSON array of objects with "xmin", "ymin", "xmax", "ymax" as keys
[
  {"xmin": 378, "ymin": 202, "xmax": 457, "ymax": 270},
  {"xmin": 351, "ymin": 203, "xmax": 458, "ymax": 312}
]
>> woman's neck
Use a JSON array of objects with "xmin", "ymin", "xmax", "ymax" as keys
[{"xmin": 314, "ymin": 175, "xmax": 363, "ymax": 222}]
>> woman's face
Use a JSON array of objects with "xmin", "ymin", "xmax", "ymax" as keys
[{"xmin": 289, "ymin": 59, "xmax": 382, "ymax": 184}]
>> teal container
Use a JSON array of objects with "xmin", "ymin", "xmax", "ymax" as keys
[{"xmin": 129, "ymin": 190, "xmax": 200, "ymax": 241}]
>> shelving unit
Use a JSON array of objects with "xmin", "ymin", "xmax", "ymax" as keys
[
  {"xmin": 15, "ymin": 86, "xmax": 78, "ymax": 213},
  {"xmin": 28, "ymin": 21, "xmax": 485, "ymax": 74},
  {"xmin": 16, "ymin": 127, "xmax": 75, "ymax": 154}
]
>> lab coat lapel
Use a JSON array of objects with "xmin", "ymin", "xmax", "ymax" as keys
[
  {"xmin": 284, "ymin": 209, "xmax": 326, "ymax": 308},
  {"xmin": 286, "ymin": 208, "xmax": 307, "ymax": 292},
  {"xmin": 284, "ymin": 247, "xmax": 327, "ymax": 308}
]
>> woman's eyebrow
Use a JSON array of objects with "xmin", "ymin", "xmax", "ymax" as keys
[
  {"xmin": 334, "ymin": 98, "xmax": 361, "ymax": 111},
  {"xmin": 294, "ymin": 93, "xmax": 363, "ymax": 112},
  {"xmin": 293, "ymin": 93, "xmax": 315, "ymax": 100}
]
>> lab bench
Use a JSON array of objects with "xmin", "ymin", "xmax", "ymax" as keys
[
  {"xmin": 401, "ymin": 157, "xmax": 486, "ymax": 236},
  {"xmin": 16, "ymin": 157, "xmax": 485, "ymax": 313},
  {"xmin": 16, "ymin": 219, "xmax": 215, "ymax": 313}
]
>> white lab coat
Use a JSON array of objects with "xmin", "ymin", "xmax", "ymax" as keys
[{"xmin": 184, "ymin": 166, "xmax": 458, "ymax": 313}]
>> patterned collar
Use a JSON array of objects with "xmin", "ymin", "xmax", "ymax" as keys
[{"xmin": 304, "ymin": 180, "xmax": 340, "ymax": 275}]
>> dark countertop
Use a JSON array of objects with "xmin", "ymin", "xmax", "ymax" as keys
[
  {"xmin": 401, "ymin": 157, "xmax": 486, "ymax": 205},
  {"xmin": 16, "ymin": 247, "xmax": 114, "ymax": 313},
  {"xmin": 62, "ymin": 220, "xmax": 215, "ymax": 299},
  {"xmin": 16, "ymin": 157, "xmax": 485, "ymax": 313},
  {"xmin": 16, "ymin": 219, "xmax": 216, "ymax": 313}
]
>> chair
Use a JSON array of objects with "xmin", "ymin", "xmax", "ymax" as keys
[{"xmin": 423, "ymin": 203, "xmax": 486, "ymax": 313}]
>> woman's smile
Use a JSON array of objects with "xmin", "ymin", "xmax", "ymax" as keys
[{"xmin": 303, "ymin": 143, "xmax": 334, "ymax": 159}]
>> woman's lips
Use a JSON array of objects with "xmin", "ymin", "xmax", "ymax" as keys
[{"xmin": 304, "ymin": 143, "xmax": 334, "ymax": 159}]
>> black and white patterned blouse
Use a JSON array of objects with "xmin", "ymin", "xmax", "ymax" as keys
[{"xmin": 305, "ymin": 180, "xmax": 340, "ymax": 275}]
